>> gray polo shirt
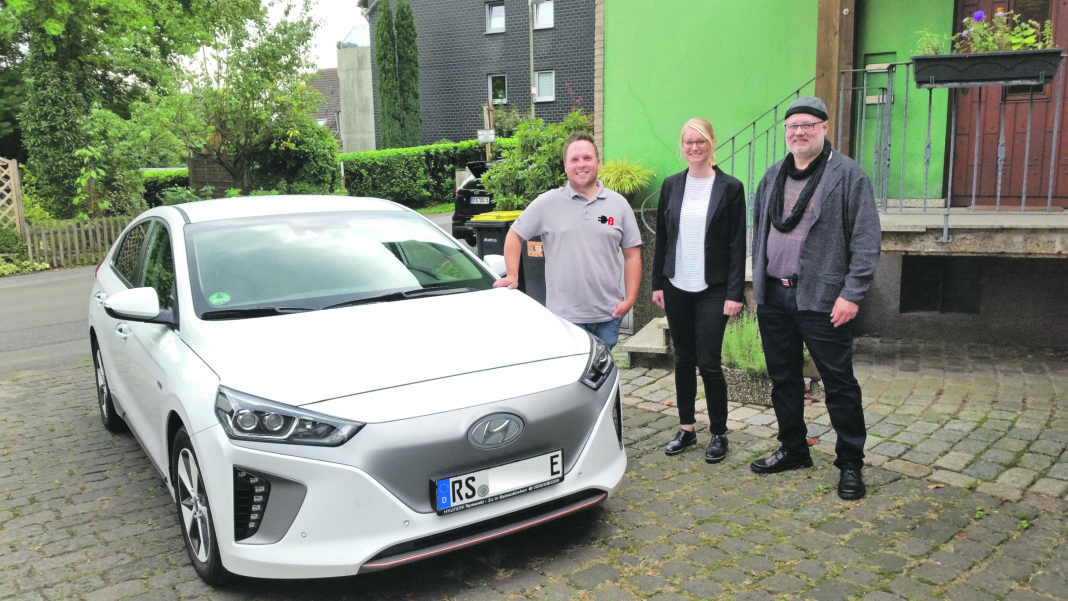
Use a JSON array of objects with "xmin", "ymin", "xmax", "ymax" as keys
[{"xmin": 511, "ymin": 183, "xmax": 642, "ymax": 323}]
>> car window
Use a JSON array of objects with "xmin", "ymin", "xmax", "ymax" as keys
[
  {"xmin": 140, "ymin": 223, "xmax": 176, "ymax": 310},
  {"xmin": 186, "ymin": 210, "xmax": 496, "ymax": 317},
  {"xmin": 113, "ymin": 221, "xmax": 151, "ymax": 286}
]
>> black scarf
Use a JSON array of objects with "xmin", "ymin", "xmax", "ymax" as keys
[{"xmin": 769, "ymin": 139, "xmax": 831, "ymax": 232}]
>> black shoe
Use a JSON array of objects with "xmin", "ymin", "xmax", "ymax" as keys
[
  {"xmin": 665, "ymin": 429, "xmax": 697, "ymax": 455},
  {"xmin": 750, "ymin": 447, "xmax": 814, "ymax": 474},
  {"xmin": 838, "ymin": 468, "xmax": 867, "ymax": 500},
  {"xmin": 704, "ymin": 434, "xmax": 728, "ymax": 464}
]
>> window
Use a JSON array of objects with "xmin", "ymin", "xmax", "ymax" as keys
[
  {"xmin": 486, "ymin": 1, "xmax": 505, "ymax": 33},
  {"xmin": 533, "ymin": 0, "xmax": 553, "ymax": 29},
  {"xmin": 113, "ymin": 221, "xmax": 151, "ymax": 286},
  {"xmin": 140, "ymin": 224, "xmax": 176, "ymax": 309},
  {"xmin": 535, "ymin": 70, "xmax": 555, "ymax": 102},
  {"xmin": 900, "ymin": 256, "xmax": 981, "ymax": 314},
  {"xmin": 488, "ymin": 74, "xmax": 507, "ymax": 104}
]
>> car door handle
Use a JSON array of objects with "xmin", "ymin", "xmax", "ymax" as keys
[{"xmin": 114, "ymin": 323, "xmax": 131, "ymax": 340}]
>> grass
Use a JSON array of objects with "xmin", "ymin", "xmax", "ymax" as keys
[
  {"xmin": 418, "ymin": 203, "xmax": 454, "ymax": 215},
  {"xmin": 721, "ymin": 312, "xmax": 768, "ymax": 375}
]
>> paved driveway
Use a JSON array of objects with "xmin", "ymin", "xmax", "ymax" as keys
[{"xmin": 1, "ymin": 266, "xmax": 1066, "ymax": 600}]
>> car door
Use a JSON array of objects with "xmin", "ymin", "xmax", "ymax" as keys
[
  {"xmin": 118, "ymin": 220, "xmax": 182, "ymax": 468},
  {"xmin": 93, "ymin": 220, "xmax": 152, "ymax": 416}
]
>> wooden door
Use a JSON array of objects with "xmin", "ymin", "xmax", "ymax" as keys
[{"xmin": 951, "ymin": 0, "xmax": 1068, "ymax": 208}]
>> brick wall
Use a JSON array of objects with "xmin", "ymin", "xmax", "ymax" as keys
[
  {"xmin": 367, "ymin": 0, "xmax": 596, "ymax": 147},
  {"xmin": 187, "ymin": 156, "xmax": 241, "ymax": 198}
]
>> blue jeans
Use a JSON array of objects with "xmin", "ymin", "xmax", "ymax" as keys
[
  {"xmin": 575, "ymin": 317, "xmax": 623, "ymax": 349},
  {"xmin": 757, "ymin": 281, "xmax": 866, "ymax": 471}
]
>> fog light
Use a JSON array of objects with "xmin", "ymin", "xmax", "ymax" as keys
[{"xmin": 234, "ymin": 468, "xmax": 272, "ymax": 540}]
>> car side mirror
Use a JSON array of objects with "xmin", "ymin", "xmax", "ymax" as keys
[
  {"xmin": 483, "ymin": 254, "xmax": 507, "ymax": 277},
  {"xmin": 104, "ymin": 287, "xmax": 178, "ymax": 326}
]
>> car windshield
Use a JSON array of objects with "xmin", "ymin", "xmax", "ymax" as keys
[{"xmin": 186, "ymin": 210, "xmax": 495, "ymax": 318}]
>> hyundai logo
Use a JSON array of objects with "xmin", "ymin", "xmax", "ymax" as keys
[{"xmin": 468, "ymin": 413, "xmax": 524, "ymax": 449}]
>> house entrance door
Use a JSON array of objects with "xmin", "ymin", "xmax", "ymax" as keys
[{"xmin": 950, "ymin": 0, "xmax": 1068, "ymax": 208}]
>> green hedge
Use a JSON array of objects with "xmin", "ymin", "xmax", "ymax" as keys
[
  {"xmin": 142, "ymin": 169, "xmax": 189, "ymax": 208},
  {"xmin": 340, "ymin": 139, "xmax": 515, "ymax": 208}
]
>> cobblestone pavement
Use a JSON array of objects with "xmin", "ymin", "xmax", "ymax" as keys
[{"xmin": 2, "ymin": 338, "xmax": 1066, "ymax": 600}]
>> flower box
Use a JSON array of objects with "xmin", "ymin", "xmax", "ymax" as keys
[{"xmin": 912, "ymin": 48, "xmax": 1064, "ymax": 88}]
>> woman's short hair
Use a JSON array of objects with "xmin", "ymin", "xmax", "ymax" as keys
[{"xmin": 680, "ymin": 118, "xmax": 718, "ymax": 167}]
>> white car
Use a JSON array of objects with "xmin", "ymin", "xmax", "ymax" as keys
[{"xmin": 87, "ymin": 195, "xmax": 625, "ymax": 584}]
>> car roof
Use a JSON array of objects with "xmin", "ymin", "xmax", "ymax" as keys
[{"xmin": 171, "ymin": 195, "xmax": 407, "ymax": 224}]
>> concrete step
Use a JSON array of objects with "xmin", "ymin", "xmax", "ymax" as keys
[{"xmin": 619, "ymin": 317, "xmax": 669, "ymax": 355}]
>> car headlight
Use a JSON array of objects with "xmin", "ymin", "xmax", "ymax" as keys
[
  {"xmin": 580, "ymin": 335, "xmax": 615, "ymax": 390},
  {"xmin": 215, "ymin": 387, "xmax": 364, "ymax": 446}
]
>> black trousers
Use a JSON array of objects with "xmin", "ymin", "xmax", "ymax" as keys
[
  {"xmin": 757, "ymin": 281, "xmax": 866, "ymax": 471},
  {"xmin": 662, "ymin": 281, "xmax": 729, "ymax": 435}
]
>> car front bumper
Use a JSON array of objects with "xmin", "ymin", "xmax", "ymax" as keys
[{"xmin": 192, "ymin": 376, "xmax": 626, "ymax": 579}]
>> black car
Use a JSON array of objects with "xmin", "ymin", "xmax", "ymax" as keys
[{"xmin": 452, "ymin": 161, "xmax": 496, "ymax": 246}]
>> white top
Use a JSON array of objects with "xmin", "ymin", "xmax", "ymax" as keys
[{"xmin": 670, "ymin": 174, "xmax": 715, "ymax": 292}]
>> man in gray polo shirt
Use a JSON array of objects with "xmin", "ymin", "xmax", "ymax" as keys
[{"xmin": 492, "ymin": 131, "xmax": 642, "ymax": 348}]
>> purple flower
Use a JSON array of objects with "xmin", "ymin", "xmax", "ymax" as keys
[{"xmin": 973, "ymin": 10, "xmax": 985, "ymax": 21}]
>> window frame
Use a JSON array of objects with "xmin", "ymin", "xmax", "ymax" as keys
[
  {"xmin": 534, "ymin": 70, "xmax": 555, "ymax": 102},
  {"xmin": 485, "ymin": 1, "xmax": 505, "ymax": 33},
  {"xmin": 488, "ymin": 74, "xmax": 507, "ymax": 104},
  {"xmin": 533, "ymin": 0, "xmax": 554, "ymax": 29}
]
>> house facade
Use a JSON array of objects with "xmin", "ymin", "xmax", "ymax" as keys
[
  {"xmin": 362, "ymin": 0, "xmax": 596, "ymax": 145},
  {"xmin": 601, "ymin": 0, "xmax": 1067, "ymax": 348}
]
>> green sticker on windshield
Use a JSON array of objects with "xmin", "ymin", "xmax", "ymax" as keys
[{"xmin": 209, "ymin": 292, "xmax": 231, "ymax": 306}]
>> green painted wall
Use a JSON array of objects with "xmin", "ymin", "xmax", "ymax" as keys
[
  {"xmin": 603, "ymin": 1, "xmax": 817, "ymax": 205},
  {"xmin": 853, "ymin": 0, "xmax": 954, "ymax": 201}
]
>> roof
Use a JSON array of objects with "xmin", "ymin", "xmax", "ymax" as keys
[
  {"xmin": 167, "ymin": 195, "xmax": 404, "ymax": 224},
  {"xmin": 310, "ymin": 68, "xmax": 342, "ymax": 137}
]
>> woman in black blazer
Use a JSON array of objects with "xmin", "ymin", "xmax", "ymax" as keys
[{"xmin": 652, "ymin": 117, "xmax": 747, "ymax": 463}]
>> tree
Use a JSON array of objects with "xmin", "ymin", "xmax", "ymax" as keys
[
  {"xmin": 375, "ymin": 1, "xmax": 403, "ymax": 149},
  {"xmin": 158, "ymin": 3, "xmax": 327, "ymax": 193},
  {"xmin": 394, "ymin": 0, "xmax": 421, "ymax": 147},
  {"xmin": 0, "ymin": 0, "xmax": 264, "ymax": 217}
]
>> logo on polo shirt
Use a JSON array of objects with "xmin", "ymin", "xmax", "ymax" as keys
[{"xmin": 597, "ymin": 215, "xmax": 615, "ymax": 225}]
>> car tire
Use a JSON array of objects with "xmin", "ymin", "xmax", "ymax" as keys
[
  {"xmin": 171, "ymin": 427, "xmax": 230, "ymax": 586},
  {"xmin": 92, "ymin": 340, "xmax": 127, "ymax": 433}
]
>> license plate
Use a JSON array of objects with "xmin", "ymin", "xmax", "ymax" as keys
[
  {"xmin": 470, "ymin": 196, "xmax": 491, "ymax": 205},
  {"xmin": 433, "ymin": 450, "xmax": 563, "ymax": 515}
]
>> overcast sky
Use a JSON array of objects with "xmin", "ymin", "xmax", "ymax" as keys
[{"xmin": 271, "ymin": 0, "xmax": 365, "ymax": 70}]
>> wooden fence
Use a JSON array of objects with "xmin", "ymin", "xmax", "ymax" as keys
[{"xmin": 25, "ymin": 217, "xmax": 132, "ymax": 268}]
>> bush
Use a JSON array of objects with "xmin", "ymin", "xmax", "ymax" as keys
[
  {"xmin": 0, "ymin": 257, "xmax": 51, "ymax": 276},
  {"xmin": 142, "ymin": 169, "xmax": 189, "ymax": 207},
  {"xmin": 598, "ymin": 159, "xmax": 654, "ymax": 204},
  {"xmin": 339, "ymin": 139, "xmax": 515, "ymax": 209},
  {"xmin": 482, "ymin": 110, "xmax": 592, "ymax": 211},
  {"xmin": 0, "ymin": 227, "xmax": 26, "ymax": 256},
  {"xmin": 252, "ymin": 119, "xmax": 340, "ymax": 194}
]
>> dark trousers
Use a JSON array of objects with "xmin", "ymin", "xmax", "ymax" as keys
[
  {"xmin": 662, "ymin": 282, "xmax": 729, "ymax": 435},
  {"xmin": 756, "ymin": 281, "xmax": 866, "ymax": 470}
]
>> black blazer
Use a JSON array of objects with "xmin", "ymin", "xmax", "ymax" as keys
[{"xmin": 652, "ymin": 166, "xmax": 747, "ymax": 302}]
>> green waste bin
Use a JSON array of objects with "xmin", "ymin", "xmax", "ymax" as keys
[{"xmin": 469, "ymin": 210, "xmax": 523, "ymax": 259}]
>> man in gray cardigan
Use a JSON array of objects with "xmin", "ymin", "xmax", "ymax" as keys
[{"xmin": 749, "ymin": 96, "xmax": 881, "ymax": 500}]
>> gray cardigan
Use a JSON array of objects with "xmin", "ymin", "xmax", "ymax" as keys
[{"xmin": 751, "ymin": 150, "xmax": 882, "ymax": 312}]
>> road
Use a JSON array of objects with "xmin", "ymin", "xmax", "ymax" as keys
[{"xmin": 0, "ymin": 265, "xmax": 96, "ymax": 377}]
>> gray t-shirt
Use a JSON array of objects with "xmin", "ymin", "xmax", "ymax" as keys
[
  {"xmin": 766, "ymin": 175, "xmax": 818, "ymax": 280},
  {"xmin": 511, "ymin": 183, "xmax": 642, "ymax": 323}
]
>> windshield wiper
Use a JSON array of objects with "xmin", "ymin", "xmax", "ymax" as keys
[
  {"xmin": 201, "ymin": 306, "xmax": 312, "ymax": 320},
  {"xmin": 322, "ymin": 286, "xmax": 476, "ymax": 310}
]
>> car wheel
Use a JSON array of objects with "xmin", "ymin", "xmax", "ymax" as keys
[
  {"xmin": 171, "ymin": 427, "xmax": 230, "ymax": 586},
  {"xmin": 92, "ymin": 341, "xmax": 127, "ymax": 433}
]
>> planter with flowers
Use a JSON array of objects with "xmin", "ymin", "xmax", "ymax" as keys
[{"xmin": 912, "ymin": 9, "xmax": 1062, "ymax": 88}]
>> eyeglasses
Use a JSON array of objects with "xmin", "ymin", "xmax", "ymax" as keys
[
  {"xmin": 682, "ymin": 139, "xmax": 710, "ymax": 148},
  {"xmin": 783, "ymin": 121, "xmax": 826, "ymax": 133}
]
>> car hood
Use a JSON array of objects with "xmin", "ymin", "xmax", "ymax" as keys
[{"xmin": 187, "ymin": 288, "xmax": 591, "ymax": 407}]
